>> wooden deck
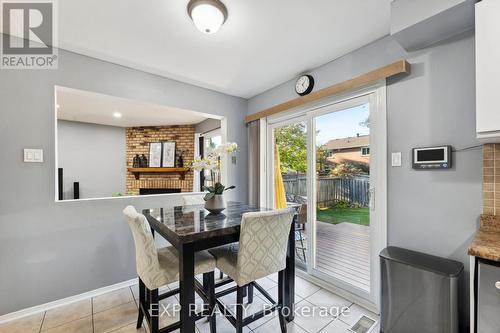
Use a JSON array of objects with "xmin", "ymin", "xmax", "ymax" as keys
[{"xmin": 296, "ymin": 221, "xmax": 370, "ymax": 292}]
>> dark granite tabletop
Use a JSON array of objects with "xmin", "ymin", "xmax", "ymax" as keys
[{"xmin": 143, "ymin": 201, "xmax": 272, "ymax": 244}]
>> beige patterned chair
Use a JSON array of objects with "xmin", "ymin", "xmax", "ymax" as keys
[
  {"xmin": 210, "ymin": 208, "xmax": 295, "ymax": 333},
  {"xmin": 182, "ymin": 194, "xmax": 205, "ymax": 206},
  {"xmin": 123, "ymin": 205, "xmax": 217, "ymax": 333}
]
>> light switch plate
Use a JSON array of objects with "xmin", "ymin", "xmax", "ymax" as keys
[
  {"xmin": 24, "ymin": 149, "xmax": 43, "ymax": 163},
  {"xmin": 391, "ymin": 152, "xmax": 402, "ymax": 167}
]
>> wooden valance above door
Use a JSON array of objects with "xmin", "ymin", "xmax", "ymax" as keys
[{"xmin": 245, "ymin": 59, "xmax": 411, "ymax": 123}]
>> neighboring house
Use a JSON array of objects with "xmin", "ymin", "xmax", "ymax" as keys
[{"xmin": 325, "ymin": 134, "xmax": 370, "ymax": 166}]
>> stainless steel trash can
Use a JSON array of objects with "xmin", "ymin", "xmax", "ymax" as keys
[{"xmin": 380, "ymin": 246, "xmax": 463, "ymax": 333}]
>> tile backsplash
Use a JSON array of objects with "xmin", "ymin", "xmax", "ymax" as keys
[{"xmin": 483, "ymin": 144, "xmax": 499, "ymax": 215}]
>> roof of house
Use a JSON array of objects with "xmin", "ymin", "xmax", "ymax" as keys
[{"xmin": 325, "ymin": 135, "xmax": 369, "ymax": 150}]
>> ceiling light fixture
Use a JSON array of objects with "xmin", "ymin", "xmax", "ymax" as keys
[
  {"xmin": 187, "ymin": 0, "xmax": 228, "ymax": 35},
  {"xmin": 113, "ymin": 112, "xmax": 122, "ymax": 119}
]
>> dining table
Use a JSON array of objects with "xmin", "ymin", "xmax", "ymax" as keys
[{"xmin": 143, "ymin": 201, "xmax": 296, "ymax": 333}]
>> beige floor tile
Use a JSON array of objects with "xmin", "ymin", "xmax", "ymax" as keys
[
  {"xmin": 293, "ymin": 300, "xmax": 334, "ymax": 333},
  {"xmin": 167, "ymin": 282, "xmax": 179, "ymax": 290},
  {"xmin": 110, "ymin": 323, "xmax": 146, "ymax": 332},
  {"xmin": 215, "ymin": 281, "xmax": 236, "ymax": 294},
  {"xmin": 0, "ymin": 312, "xmax": 45, "ymax": 333},
  {"xmin": 255, "ymin": 285, "xmax": 302, "ymax": 304},
  {"xmin": 267, "ymin": 273, "xmax": 279, "ymax": 283},
  {"xmin": 93, "ymin": 301, "xmax": 138, "ymax": 333},
  {"xmin": 294, "ymin": 277, "xmax": 321, "ymax": 299},
  {"xmin": 41, "ymin": 316, "xmax": 92, "ymax": 333},
  {"xmin": 254, "ymin": 277, "xmax": 277, "ymax": 291},
  {"xmin": 319, "ymin": 319, "xmax": 351, "ymax": 332},
  {"xmin": 158, "ymin": 294, "xmax": 180, "ymax": 328},
  {"xmin": 41, "ymin": 299, "xmax": 91, "ymax": 330},
  {"xmin": 159, "ymin": 285, "xmax": 170, "ymax": 295},
  {"xmin": 130, "ymin": 285, "xmax": 139, "ymax": 301},
  {"xmin": 305, "ymin": 289, "xmax": 352, "ymax": 316},
  {"xmin": 93, "ymin": 288, "xmax": 134, "ymax": 313},
  {"xmin": 253, "ymin": 317, "xmax": 307, "ymax": 333},
  {"xmin": 196, "ymin": 314, "xmax": 251, "ymax": 333}
]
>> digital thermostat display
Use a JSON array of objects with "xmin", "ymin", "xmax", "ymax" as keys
[{"xmin": 412, "ymin": 146, "xmax": 451, "ymax": 169}]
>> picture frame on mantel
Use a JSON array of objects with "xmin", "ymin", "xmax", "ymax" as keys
[
  {"xmin": 162, "ymin": 141, "xmax": 176, "ymax": 167},
  {"xmin": 149, "ymin": 142, "xmax": 162, "ymax": 167}
]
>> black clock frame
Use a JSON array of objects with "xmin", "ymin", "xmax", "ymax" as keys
[{"xmin": 295, "ymin": 75, "xmax": 315, "ymax": 96}]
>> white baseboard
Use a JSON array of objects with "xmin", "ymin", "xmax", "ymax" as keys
[
  {"xmin": 296, "ymin": 270, "xmax": 379, "ymax": 314},
  {"xmin": 0, "ymin": 278, "xmax": 138, "ymax": 325}
]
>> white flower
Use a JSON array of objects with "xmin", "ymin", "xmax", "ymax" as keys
[
  {"xmin": 191, "ymin": 157, "xmax": 205, "ymax": 172},
  {"xmin": 190, "ymin": 142, "xmax": 238, "ymax": 172}
]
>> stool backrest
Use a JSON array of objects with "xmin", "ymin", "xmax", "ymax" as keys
[
  {"xmin": 123, "ymin": 206, "xmax": 162, "ymax": 288},
  {"xmin": 236, "ymin": 208, "xmax": 295, "ymax": 285},
  {"xmin": 182, "ymin": 194, "xmax": 205, "ymax": 206}
]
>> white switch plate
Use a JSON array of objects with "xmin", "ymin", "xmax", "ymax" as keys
[
  {"xmin": 391, "ymin": 152, "xmax": 402, "ymax": 167},
  {"xmin": 24, "ymin": 149, "xmax": 43, "ymax": 163}
]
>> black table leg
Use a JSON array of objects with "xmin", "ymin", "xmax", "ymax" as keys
[
  {"xmin": 284, "ymin": 222, "xmax": 295, "ymax": 322},
  {"xmin": 179, "ymin": 243, "xmax": 196, "ymax": 333}
]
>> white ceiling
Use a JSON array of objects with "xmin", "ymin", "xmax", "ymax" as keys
[
  {"xmin": 56, "ymin": 87, "xmax": 217, "ymax": 127},
  {"xmin": 53, "ymin": 0, "xmax": 391, "ymax": 98}
]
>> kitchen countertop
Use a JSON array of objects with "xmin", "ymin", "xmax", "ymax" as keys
[{"xmin": 468, "ymin": 214, "xmax": 500, "ymax": 261}]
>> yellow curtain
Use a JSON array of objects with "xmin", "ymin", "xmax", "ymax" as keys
[{"xmin": 274, "ymin": 144, "xmax": 287, "ymax": 209}]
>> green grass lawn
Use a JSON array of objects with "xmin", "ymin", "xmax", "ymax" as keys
[{"xmin": 316, "ymin": 207, "xmax": 370, "ymax": 226}]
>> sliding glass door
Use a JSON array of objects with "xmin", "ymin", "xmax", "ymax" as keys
[
  {"xmin": 267, "ymin": 87, "xmax": 386, "ymax": 306},
  {"xmin": 309, "ymin": 97, "xmax": 372, "ymax": 296}
]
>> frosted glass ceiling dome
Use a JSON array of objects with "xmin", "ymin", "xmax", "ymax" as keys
[{"xmin": 187, "ymin": 0, "xmax": 228, "ymax": 35}]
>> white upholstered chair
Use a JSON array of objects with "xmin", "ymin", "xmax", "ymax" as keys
[
  {"xmin": 182, "ymin": 194, "xmax": 205, "ymax": 206},
  {"xmin": 123, "ymin": 205, "xmax": 217, "ymax": 333},
  {"xmin": 210, "ymin": 208, "xmax": 295, "ymax": 333}
]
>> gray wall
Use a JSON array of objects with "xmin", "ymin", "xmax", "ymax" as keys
[
  {"xmin": 57, "ymin": 120, "xmax": 126, "ymax": 199},
  {"xmin": 391, "ymin": 0, "xmax": 471, "ymax": 33},
  {"xmin": 248, "ymin": 32, "xmax": 480, "ymax": 324},
  {"xmin": 195, "ymin": 118, "xmax": 221, "ymax": 134},
  {"xmin": 0, "ymin": 40, "xmax": 248, "ymax": 315}
]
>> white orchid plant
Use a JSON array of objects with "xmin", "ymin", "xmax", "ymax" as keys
[{"xmin": 191, "ymin": 142, "xmax": 238, "ymax": 201}]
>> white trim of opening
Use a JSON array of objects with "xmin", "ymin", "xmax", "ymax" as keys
[
  {"xmin": 0, "ymin": 278, "xmax": 138, "ymax": 325},
  {"xmin": 53, "ymin": 85, "xmax": 228, "ymax": 203}
]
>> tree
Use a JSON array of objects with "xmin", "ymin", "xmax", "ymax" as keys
[
  {"xmin": 331, "ymin": 163, "xmax": 364, "ymax": 177},
  {"xmin": 275, "ymin": 123, "xmax": 307, "ymax": 173},
  {"xmin": 316, "ymin": 144, "xmax": 330, "ymax": 174},
  {"xmin": 275, "ymin": 124, "xmax": 331, "ymax": 174}
]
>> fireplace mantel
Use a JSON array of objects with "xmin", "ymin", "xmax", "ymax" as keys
[{"xmin": 127, "ymin": 167, "xmax": 190, "ymax": 180}]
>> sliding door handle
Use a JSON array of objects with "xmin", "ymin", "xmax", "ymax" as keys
[{"xmin": 369, "ymin": 188, "xmax": 375, "ymax": 211}]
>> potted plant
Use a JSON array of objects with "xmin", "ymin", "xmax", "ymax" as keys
[{"xmin": 191, "ymin": 142, "xmax": 238, "ymax": 214}]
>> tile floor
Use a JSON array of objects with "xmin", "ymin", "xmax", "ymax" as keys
[{"xmin": 0, "ymin": 272, "xmax": 379, "ymax": 333}]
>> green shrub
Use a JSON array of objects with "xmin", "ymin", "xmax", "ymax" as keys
[{"xmin": 334, "ymin": 200, "xmax": 351, "ymax": 209}]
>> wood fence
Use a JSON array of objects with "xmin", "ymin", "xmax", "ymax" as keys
[{"xmin": 282, "ymin": 175, "xmax": 369, "ymax": 207}]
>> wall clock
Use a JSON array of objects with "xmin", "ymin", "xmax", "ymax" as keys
[{"xmin": 295, "ymin": 75, "xmax": 314, "ymax": 96}]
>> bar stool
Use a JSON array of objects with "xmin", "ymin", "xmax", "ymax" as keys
[
  {"xmin": 123, "ymin": 206, "xmax": 217, "ymax": 333},
  {"xmin": 210, "ymin": 208, "xmax": 295, "ymax": 333}
]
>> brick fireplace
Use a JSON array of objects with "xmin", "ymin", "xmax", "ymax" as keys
[{"xmin": 126, "ymin": 125, "xmax": 195, "ymax": 195}]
